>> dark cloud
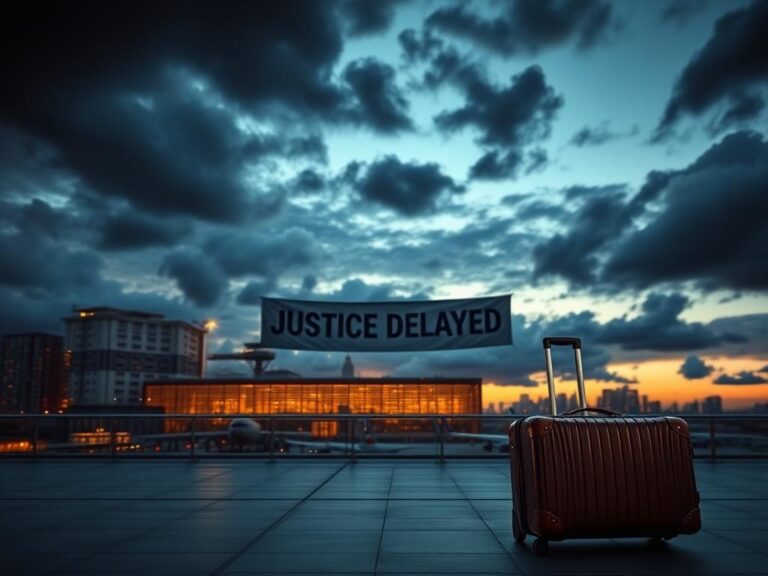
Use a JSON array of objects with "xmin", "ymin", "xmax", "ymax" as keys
[
  {"xmin": 515, "ymin": 200, "xmax": 567, "ymax": 221},
  {"xmin": 714, "ymin": 371, "xmax": 768, "ymax": 385},
  {"xmin": 435, "ymin": 65, "xmax": 562, "ymax": 148},
  {"xmin": 596, "ymin": 293, "xmax": 743, "ymax": 352},
  {"xmin": 205, "ymin": 227, "xmax": 319, "ymax": 279},
  {"xmin": 2, "ymin": 2, "xmax": 345, "ymax": 114},
  {"xmin": 605, "ymin": 131, "xmax": 768, "ymax": 291},
  {"xmin": 678, "ymin": 355, "xmax": 715, "ymax": 379},
  {"xmin": 348, "ymin": 156, "xmax": 464, "ymax": 215},
  {"xmin": 237, "ymin": 279, "xmax": 278, "ymax": 306},
  {"xmin": 293, "ymin": 169, "xmax": 326, "ymax": 195},
  {"xmin": 0, "ymin": 2, "xmax": 385, "ymax": 227},
  {"xmin": 99, "ymin": 212, "xmax": 191, "ymax": 251},
  {"xmin": 469, "ymin": 151, "xmax": 522, "ymax": 180},
  {"xmin": 0, "ymin": 281, "xmax": 199, "ymax": 339},
  {"xmin": 655, "ymin": 1, "xmax": 768, "ymax": 138},
  {"xmin": 4, "ymin": 70, "xmax": 301, "ymax": 223},
  {"xmin": 434, "ymin": 65, "xmax": 563, "ymax": 180},
  {"xmin": 342, "ymin": 58, "xmax": 413, "ymax": 134},
  {"xmin": 399, "ymin": 28, "xmax": 445, "ymax": 63},
  {"xmin": 0, "ymin": 228, "xmax": 102, "ymax": 298},
  {"xmin": 526, "ymin": 148, "xmax": 549, "ymax": 175},
  {"xmin": 569, "ymin": 123, "xmax": 638, "ymax": 147},
  {"xmin": 159, "ymin": 252, "xmax": 228, "ymax": 308},
  {"xmin": 339, "ymin": 0, "xmax": 405, "ymax": 36},
  {"xmin": 661, "ymin": 0, "xmax": 709, "ymax": 25},
  {"xmin": 322, "ymin": 278, "xmax": 432, "ymax": 302},
  {"xmin": 300, "ymin": 274, "xmax": 318, "ymax": 295},
  {"xmin": 533, "ymin": 190, "xmax": 630, "ymax": 285},
  {"xmin": 529, "ymin": 131, "xmax": 768, "ymax": 293},
  {"xmin": 707, "ymin": 92, "xmax": 765, "ymax": 135},
  {"xmin": 398, "ymin": 27, "xmax": 470, "ymax": 91},
  {"xmin": 3, "ymin": 198, "xmax": 77, "ymax": 241},
  {"xmin": 426, "ymin": 0, "xmax": 615, "ymax": 56},
  {"xmin": 759, "ymin": 365, "xmax": 768, "ymax": 373},
  {"xmin": 705, "ymin": 314, "xmax": 768, "ymax": 358}
]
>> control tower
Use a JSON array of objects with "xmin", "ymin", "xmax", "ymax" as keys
[{"xmin": 207, "ymin": 342, "xmax": 276, "ymax": 378}]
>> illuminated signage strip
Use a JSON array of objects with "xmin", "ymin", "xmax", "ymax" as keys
[{"xmin": 261, "ymin": 295, "xmax": 512, "ymax": 352}]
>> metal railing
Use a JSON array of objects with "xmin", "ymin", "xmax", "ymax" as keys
[{"xmin": 0, "ymin": 413, "xmax": 766, "ymax": 461}]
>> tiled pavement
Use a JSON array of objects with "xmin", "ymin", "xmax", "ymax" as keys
[{"xmin": 0, "ymin": 460, "xmax": 766, "ymax": 575}]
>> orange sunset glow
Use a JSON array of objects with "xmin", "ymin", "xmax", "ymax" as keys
[{"xmin": 483, "ymin": 356, "xmax": 768, "ymax": 412}]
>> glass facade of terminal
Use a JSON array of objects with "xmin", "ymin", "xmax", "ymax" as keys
[{"xmin": 144, "ymin": 378, "xmax": 482, "ymax": 433}]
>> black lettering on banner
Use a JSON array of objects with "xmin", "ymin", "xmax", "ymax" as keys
[
  {"xmin": 450, "ymin": 309, "xmax": 467, "ymax": 335},
  {"xmin": 419, "ymin": 312, "xmax": 435, "ymax": 337},
  {"xmin": 346, "ymin": 313, "xmax": 363, "ymax": 339},
  {"xmin": 484, "ymin": 308, "xmax": 501, "ymax": 333},
  {"xmin": 305, "ymin": 312, "xmax": 321, "ymax": 337},
  {"xmin": 469, "ymin": 309, "xmax": 483, "ymax": 335},
  {"xmin": 271, "ymin": 309, "xmax": 286, "ymax": 335},
  {"xmin": 337, "ymin": 313, "xmax": 345, "ymax": 338},
  {"xmin": 288, "ymin": 310, "xmax": 303, "ymax": 336},
  {"xmin": 434, "ymin": 312, "xmax": 452, "ymax": 337},
  {"xmin": 405, "ymin": 313, "xmax": 419, "ymax": 338},
  {"xmin": 321, "ymin": 312, "xmax": 335, "ymax": 337},
  {"xmin": 387, "ymin": 313, "xmax": 403, "ymax": 338},
  {"xmin": 364, "ymin": 314, "xmax": 377, "ymax": 339}
]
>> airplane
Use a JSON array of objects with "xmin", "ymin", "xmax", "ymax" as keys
[
  {"xmin": 446, "ymin": 429, "xmax": 510, "ymax": 453},
  {"xmin": 135, "ymin": 418, "xmax": 310, "ymax": 452},
  {"xmin": 441, "ymin": 412, "xmax": 515, "ymax": 453}
]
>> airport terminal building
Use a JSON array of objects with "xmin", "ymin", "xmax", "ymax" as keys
[{"xmin": 143, "ymin": 376, "xmax": 482, "ymax": 433}]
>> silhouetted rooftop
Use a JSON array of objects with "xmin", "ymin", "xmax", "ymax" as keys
[{"xmin": 0, "ymin": 460, "xmax": 765, "ymax": 574}]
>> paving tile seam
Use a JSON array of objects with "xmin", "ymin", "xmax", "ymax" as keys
[
  {"xmin": 441, "ymin": 467, "xmax": 523, "ymax": 575},
  {"xmin": 144, "ymin": 463, "xmax": 306, "ymax": 500},
  {"xmin": 55, "ymin": 491, "xmax": 226, "ymax": 572},
  {"xmin": 701, "ymin": 528, "xmax": 768, "ymax": 556},
  {"xmin": 373, "ymin": 465, "xmax": 396, "ymax": 576},
  {"xmin": 209, "ymin": 462, "xmax": 351, "ymax": 576},
  {"xmin": 53, "ymin": 463, "xmax": 306, "ymax": 574}
]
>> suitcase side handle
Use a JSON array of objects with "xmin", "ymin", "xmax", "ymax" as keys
[
  {"xmin": 543, "ymin": 337, "xmax": 581, "ymax": 349},
  {"xmin": 542, "ymin": 336, "xmax": 587, "ymax": 415}
]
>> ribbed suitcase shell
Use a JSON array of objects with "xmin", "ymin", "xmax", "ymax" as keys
[{"xmin": 509, "ymin": 415, "xmax": 701, "ymax": 540}]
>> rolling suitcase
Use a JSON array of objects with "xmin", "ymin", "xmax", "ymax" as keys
[{"xmin": 508, "ymin": 337, "xmax": 701, "ymax": 554}]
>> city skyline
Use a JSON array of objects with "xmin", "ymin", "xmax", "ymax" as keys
[{"xmin": 1, "ymin": 2, "xmax": 766, "ymax": 414}]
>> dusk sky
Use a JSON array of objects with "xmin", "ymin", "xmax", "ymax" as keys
[{"xmin": 1, "ymin": 0, "xmax": 767, "ymax": 409}]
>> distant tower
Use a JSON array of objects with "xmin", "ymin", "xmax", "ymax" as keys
[{"xmin": 342, "ymin": 355, "xmax": 355, "ymax": 379}]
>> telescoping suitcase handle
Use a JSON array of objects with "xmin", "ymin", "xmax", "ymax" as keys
[{"xmin": 542, "ymin": 337, "xmax": 587, "ymax": 415}]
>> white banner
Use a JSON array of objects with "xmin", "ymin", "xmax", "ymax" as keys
[{"xmin": 260, "ymin": 295, "xmax": 512, "ymax": 352}]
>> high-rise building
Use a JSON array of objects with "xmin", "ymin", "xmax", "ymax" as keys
[
  {"xmin": 702, "ymin": 396, "xmax": 723, "ymax": 414},
  {"xmin": 556, "ymin": 393, "xmax": 567, "ymax": 414},
  {"xmin": 0, "ymin": 333, "xmax": 70, "ymax": 413},
  {"xmin": 599, "ymin": 385, "xmax": 640, "ymax": 413},
  {"xmin": 681, "ymin": 400, "xmax": 700, "ymax": 414},
  {"xmin": 64, "ymin": 307, "xmax": 207, "ymax": 406},
  {"xmin": 342, "ymin": 355, "xmax": 355, "ymax": 379}
]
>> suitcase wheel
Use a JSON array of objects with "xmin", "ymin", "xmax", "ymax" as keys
[
  {"xmin": 533, "ymin": 538, "xmax": 550, "ymax": 556},
  {"xmin": 512, "ymin": 513, "xmax": 526, "ymax": 544}
]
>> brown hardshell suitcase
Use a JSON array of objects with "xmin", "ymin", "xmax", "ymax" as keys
[{"xmin": 508, "ymin": 337, "xmax": 701, "ymax": 554}]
